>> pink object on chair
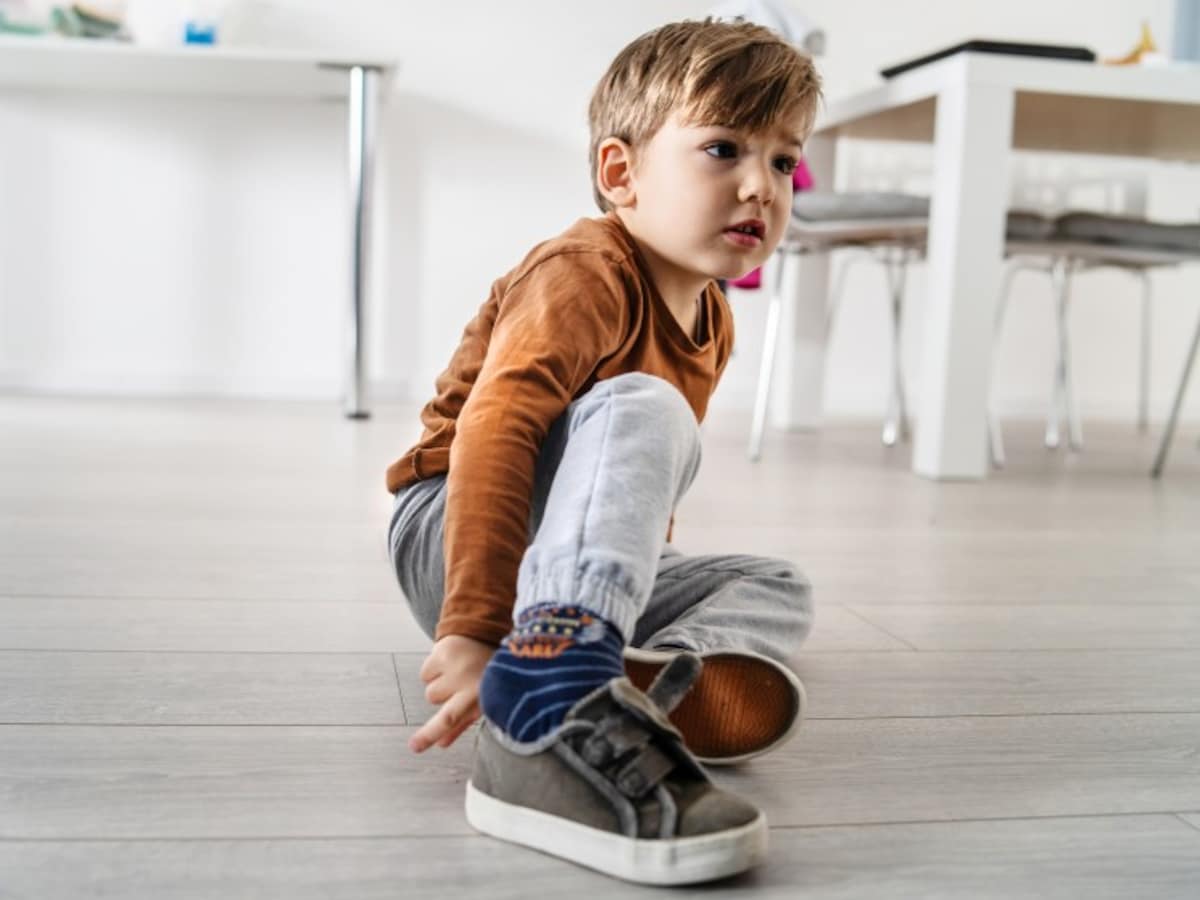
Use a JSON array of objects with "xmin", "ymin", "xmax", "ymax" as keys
[
  {"xmin": 727, "ymin": 267, "xmax": 765, "ymax": 289},
  {"xmin": 727, "ymin": 158, "xmax": 814, "ymax": 289},
  {"xmin": 792, "ymin": 156, "xmax": 814, "ymax": 191}
]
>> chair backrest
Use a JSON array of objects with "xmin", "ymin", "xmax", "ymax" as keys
[
  {"xmin": 1009, "ymin": 160, "xmax": 1149, "ymax": 218},
  {"xmin": 840, "ymin": 143, "xmax": 933, "ymax": 196},
  {"xmin": 839, "ymin": 143, "xmax": 1150, "ymax": 218}
]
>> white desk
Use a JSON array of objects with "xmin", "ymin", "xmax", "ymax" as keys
[
  {"xmin": 0, "ymin": 36, "xmax": 397, "ymax": 418},
  {"xmin": 779, "ymin": 53, "xmax": 1200, "ymax": 479}
]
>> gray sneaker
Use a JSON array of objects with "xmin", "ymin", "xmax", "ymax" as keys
[{"xmin": 464, "ymin": 653, "xmax": 768, "ymax": 885}]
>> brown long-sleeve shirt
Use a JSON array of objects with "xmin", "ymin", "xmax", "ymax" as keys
[{"xmin": 386, "ymin": 213, "xmax": 734, "ymax": 645}]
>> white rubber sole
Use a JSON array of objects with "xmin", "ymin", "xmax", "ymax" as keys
[
  {"xmin": 623, "ymin": 645, "xmax": 807, "ymax": 766},
  {"xmin": 465, "ymin": 780, "xmax": 768, "ymax": 885}
]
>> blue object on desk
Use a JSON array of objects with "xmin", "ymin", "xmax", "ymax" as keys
[
  {"xmin": 1176, "ymin": 0, "xmax": 1200, "ymax": 62},
  {"xmin": 184, "ymin": 20, "xmax": 217, "ymax": 45}
]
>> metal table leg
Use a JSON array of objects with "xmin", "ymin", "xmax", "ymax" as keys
[{"xmin": 345, "ymin": 64, "xmax": 379, "ymax": 419}]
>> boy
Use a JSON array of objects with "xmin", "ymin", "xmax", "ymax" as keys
[{"xmin": 387, "ymin": 18, "xmax": 820, "ymax": 884}]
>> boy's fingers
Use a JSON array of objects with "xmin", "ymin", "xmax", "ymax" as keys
[
  {"xmin": 410, "ymin": 710, "xmax": 451, "ymax": 748},
  {"xmin": 417, "ymin": 652, "xmax": 438, "ymax": 684},
  {"xmin": 435, "ymin": 704, "xmax": 480, "ymax": 748},
  {"xmin": 424, "ymin": 677, "xmax": 450, "ymax": 705},
  {"xmin": 408, "ymin": 695, "xmax": 468, "ymax": 753}
]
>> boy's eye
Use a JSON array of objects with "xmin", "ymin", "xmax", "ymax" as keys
[
  {"xmin": 704, "ymin": 141, "xmax": 738, "ymax": 160},
  {"xmin": 774, "ymin": 156, "xmax": 799, "ymax": 175}
]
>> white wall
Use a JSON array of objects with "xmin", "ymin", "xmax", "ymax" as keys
[{"xmin": 2, "ymin": 0, "xmax": 1197, "ymax": 427}]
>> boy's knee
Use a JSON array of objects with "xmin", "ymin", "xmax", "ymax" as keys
[
  {"xmin": 601, "ymin": 372, "xmax": 698, "ymax": 435},
  {"xmin": 774, "ymin": 559, "xmax": 812, "ymax": 608},
  {"xmin": 765, "ymin": 558, "xmax": 814, "ymax": 645}
]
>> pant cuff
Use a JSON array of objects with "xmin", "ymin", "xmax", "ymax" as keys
[{"xmin": 515, "ymin": 558, "xmax": 641, "ymax": 643}]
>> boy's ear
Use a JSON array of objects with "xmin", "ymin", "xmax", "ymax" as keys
[{"xmin": 596, "ymin": 137, "xmax": 636, "ymax": 209}]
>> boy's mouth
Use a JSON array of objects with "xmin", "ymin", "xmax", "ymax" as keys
[{"xmin": 724, "ymin": 219, "xmax": 766, "ymax": 247}]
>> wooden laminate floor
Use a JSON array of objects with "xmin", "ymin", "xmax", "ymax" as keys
[{"xmin": 2, "ymin": 395, "xmax": 1198, "ymax": 899}]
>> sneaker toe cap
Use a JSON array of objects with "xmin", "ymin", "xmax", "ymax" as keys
[{"xmin": 677, "ymin": 786, "xmax": 762, "ymax": 836}]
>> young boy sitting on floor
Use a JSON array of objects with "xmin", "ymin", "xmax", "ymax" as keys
[{"xmin": 387, "ymin": 18, "xmax": 821, "ymax": 884}]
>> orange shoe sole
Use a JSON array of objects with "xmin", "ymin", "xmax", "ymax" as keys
[{"xmin": 623, "ymin": 647, "xmax": 805, "ymax": 765}]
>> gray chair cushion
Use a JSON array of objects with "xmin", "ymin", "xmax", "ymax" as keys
[
  {"xmin": 792, "ymin": 192, "xmax": 1055, "ymax": 241},
  {"xmin": 792, "ymin": 191, "xmax": 929, "ymax": 222},
  {"xmin": 786, "ymin": 194, "xmax": 1200, "ymax": 255},
  {"xmin": 1053, "ymin": 212, "xmax": 1200, "ymax": 254},
  {"xmin": 1005, "ymin": 210, "xmax": 1056, "ymax": 242}
]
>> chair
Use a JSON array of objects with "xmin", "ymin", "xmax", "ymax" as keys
[
  {"xmin": 748, "ymin": 192, "xmax": 1055, "ymax": 461},
  {"xmin": 992, "ymin": 214, "xmax": 1200, "ymax": 473},
  {"xmin": 751, "ymin": 190, "xmax": 1200, "ymax": 475},
  {"xmin": 990, "ymin": 171, "xmax": 1167, "ymax": 462},
  {"xmin": 747, "ymin": 191, "xmax": 926, "ymax": 461}
]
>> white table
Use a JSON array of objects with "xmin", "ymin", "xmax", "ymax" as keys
[
  {"xmin": 777, "ymin": 52, "xmax": 1200, "ymax": 479},
  {"xmin": 0, "ymin": 36, "xmax": 396, "ymax": 418}
]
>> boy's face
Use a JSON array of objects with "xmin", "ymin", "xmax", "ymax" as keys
[{"xmin": 612, "ymin": 111, "xmax": 807, "ymax": 291}]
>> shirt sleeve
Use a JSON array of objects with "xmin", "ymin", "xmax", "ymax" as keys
[{"xmin": 435, "ymin": 252, "xmax": 630, "ymax": 645}]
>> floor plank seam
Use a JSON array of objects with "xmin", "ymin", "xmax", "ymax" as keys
[
  {"xmin": 390, "ymin": 653, "xmax": 409, "ymax": 725},
  {"xmin": 0, "ymin": 724, "xmax": 413, "ymax": 728},
  {"xmin": 834, "ymin": 605, "xmax": 920, "ymax": 650},
  {"xmin": 808, "ymin": 649, "xmax": 1200, "ymax": 656},
  {"xmin": 398, "ymin": 647, "xmax": 1200, "ymax": 657},
  {"xmin": 767, "ymin": 809, "xmax": 1200, "ymax": 830},
  {"xmin": 845, "ymin": 605, "xmax": 1200, "ymax": 615},
  {"xmin": 0, "ymin": 648, "xmax": 431, "ymax": 657},
  {"xmin": 6, "ymin": 710, "xmax": 1200, "ymax": 726},
  {"xmin": 1175, "ymin": 814, "xmax": 1200, "ymax": 835},
  {"xmin": 0, "ymin": 648, "xmax": 400, "ymax": 658},
  {"xmin": 802, "ymin": 710, "xmax": 1200, "ymax": 720},
  {"xmin": 1, "ymin": 809, "xmax": 1194, "ymax": 843},
  {"xmin": 8, "ymin": 645, "xmax": 1200, "ymax": 655},
  {"xmin": 0, "ymin": 835, "xmax": 478, "ymax": 844},
  {"xmin": 0, "ymin": 594, "xmax": 405, "ymax": 606}
]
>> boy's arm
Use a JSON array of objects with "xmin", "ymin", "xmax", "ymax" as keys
[{"xmin": 438, "ymin": 252, "xmax": 630, "ymax": 645}]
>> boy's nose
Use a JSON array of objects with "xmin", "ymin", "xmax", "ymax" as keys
[{"xmin": 738, "ymin": 162, "xmax": 776, "ymax": 207}]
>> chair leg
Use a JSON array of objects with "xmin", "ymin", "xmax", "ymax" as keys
[
  {"xmin": 1138, "ymin": 269, "xmax": 1152, "ymax": 433},
  {"xmin": 823, "ymin": 251, "xmax": 867, "ymax": 338},
  {"xmin": 1045, "ymin": 261, "xmax": 1063, "ymax": 450},
  {"xmin": 881, "ymin": 251, "xmax": 910, "ymax": 447},
  {"xmin": 1046, "ymin": 259, "xmax": 1083, "ymax": 452},
  {"xmin": 1063, "ymin": 263, "xmax": 1084, "ymax": 452},
  {"xmin": 748, "ymin": 252, "xmax": 788, "ymax": 461},
  {"xmin": 1151, "ymin": 308, "xmax": 1200, "ymax": 478},
  {"xmin": 987, "ymin": 261, "xmax": 1022, "ymax": 469}
]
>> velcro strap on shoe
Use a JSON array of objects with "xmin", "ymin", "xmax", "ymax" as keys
[
  {"xmin": 644, "ymin": 653, "xmax": 702, "ymax": 714},
  {"xmin": 608, "ymin": 679, "xmax": 685, "ymax": 739},
  {"xmin": 567, "ymin": 675, "xmax": 709, "ymax": 785},
  {"xmin": 614, "ymin": 745, "xmax": 676, "ymax": 799},
  {"xmin": 581, "ymin": 714, "xmax": 652, "ymax": 767}
]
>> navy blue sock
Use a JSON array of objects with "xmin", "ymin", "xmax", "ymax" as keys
[{"xmin": 478, "ymin": 604, "xmax": 625, "ymax": 743}]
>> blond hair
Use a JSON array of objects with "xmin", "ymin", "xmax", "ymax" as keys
[{"xmin": 587, "ymin": 19, "xmax": 822, "ymax": 211}]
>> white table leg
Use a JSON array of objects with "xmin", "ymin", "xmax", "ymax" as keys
[
  {"xmin": 772, "ymin": 131, "xmax": 836, "ymax": 430},
  {"xmin": 914, "ymin": 77, "xmax": 1014, "ymax": 479}
]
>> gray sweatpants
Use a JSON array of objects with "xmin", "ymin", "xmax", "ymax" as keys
[{"xmin": 388, "ymin": 373, "xmax": 813, "ymax": 665}]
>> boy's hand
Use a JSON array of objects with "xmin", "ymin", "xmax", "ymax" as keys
[{"xmin": 408, "ymin": 634, "xmax": 495, "ymax": 753}]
